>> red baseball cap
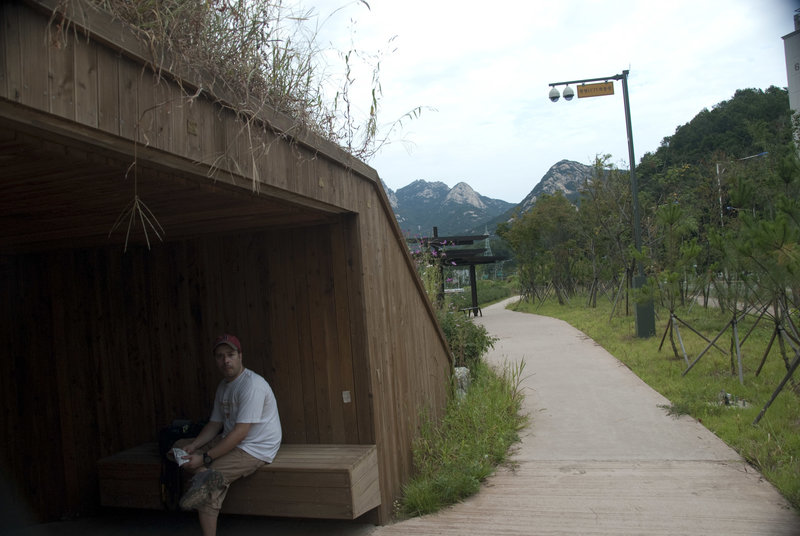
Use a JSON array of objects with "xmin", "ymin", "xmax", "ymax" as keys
[{"xmin": 213, "ymin": 334, "xmax": 242, "ymax": 353}]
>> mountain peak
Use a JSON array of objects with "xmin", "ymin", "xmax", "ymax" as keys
[
  {"xmin": 445, "ymin": 182, "xmax": 486, "ymax": 209},
  {"xmin": 392, "ymin": 180, "xmax": 513, "ymax": 235},
  {"xmin": 386, "ymin": 160, "xmax": 592, "ymax": 235},
  {"xmin": 401, "ymin": 180, "xmax": 450, "ymax": 200},
  {"xmin": 519, "ymin": 160, "xmax": 593, "ymax": 212}
]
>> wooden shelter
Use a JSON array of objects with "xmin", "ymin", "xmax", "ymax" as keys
[{"xmin": 0, "ymin": 0, "xmax": 452, "ymax": 526}]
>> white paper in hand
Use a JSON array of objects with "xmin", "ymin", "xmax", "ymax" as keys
[{"xmin": 172, "ymin": 447, "xmax": 190, "ymax": 466}]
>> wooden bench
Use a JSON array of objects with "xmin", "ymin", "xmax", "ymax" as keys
[{"xmin": 97, "ymin": 443, "xmax": 380, "ymax": 520}]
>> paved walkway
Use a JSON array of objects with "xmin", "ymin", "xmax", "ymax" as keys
[
  {"xmin": 373, "ymin": 297, "xmax": 800, "ymax": 535},
  {"xmin": 14, "ymin": 298, "xmax": 800, "ymax": 535}
]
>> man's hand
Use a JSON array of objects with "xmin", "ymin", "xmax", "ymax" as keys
[
  {"xmin": 182, "ymin": 452, "xmax": 205, "ymax": 470},
  {"xmin": 176, "ymin": 422, "xmax": 251, "ymax": 469}
]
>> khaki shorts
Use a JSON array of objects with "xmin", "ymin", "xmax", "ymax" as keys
[{"xmin": 174, "ymin": 436, "xmax": 266, "ymax": 514}]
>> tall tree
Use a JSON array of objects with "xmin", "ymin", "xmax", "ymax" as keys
[
  {"xmin": 577, "ymin": 156, "xmax": 637, "ymax": 310},
  {"xmin": 498, "ymin": 192, "xmax": 581, "ymax": 304}
]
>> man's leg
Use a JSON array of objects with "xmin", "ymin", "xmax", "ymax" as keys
[
  {"xmin": 180, "ymin": 469, "xmax": 225, "ymax": 510},
  {"xmin": 186, "ymin": 447, "xmax": 265, "ymax": 532},
  {"xmin": 198, "ymin": 508, "xmax": 219, "ymax": 536},
  {"xmin": 177, "ymin": 437, "xmax": 226, "ymax": 510}
]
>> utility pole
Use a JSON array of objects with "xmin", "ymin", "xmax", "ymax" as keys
[{"xmin": 549, "ymin": 70, "xmax": 655, "ymax": 337}]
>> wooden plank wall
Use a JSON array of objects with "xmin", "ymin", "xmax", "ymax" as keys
[
  {"xmin": 356, "ymin": 199, "xmax": 453, "ymax": 521},
  {"xmin": 0, "ymin": 223, "xmax": 371, "ymax": 522}
]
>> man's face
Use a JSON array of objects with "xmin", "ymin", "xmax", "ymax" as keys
[{"xmin": 214, "ymin": 345, "xmax": 244, "ymax": 381}]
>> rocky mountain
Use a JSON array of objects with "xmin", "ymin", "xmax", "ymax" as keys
[
  {"xmin": 483, "ymin": 159, "xmax": 595, "ymax": 232},
  {"xmin": 389, "ymin": 180, "xmax": 514, "ymax": 236},
  {"xmin": 517, "ymin": 159, "xmax": 593, "ymax": 212},
  {"xmin": 385, "ymin": 159, "xmax": 595, "ymax": 236}
]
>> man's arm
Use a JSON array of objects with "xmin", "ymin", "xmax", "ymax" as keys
[
  {"xmin": 205, "ymin": 422, "xmax": 251, "ymax": 460},
  {"xmin": 182, "ymin": 421, "xmax": 222, "ymax": 455},
  {"xmin": 182, "ymin": 422, "xmax": 252, "ymax": 470}
]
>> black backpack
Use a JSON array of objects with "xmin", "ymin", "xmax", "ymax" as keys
[{"xmin": 157, "ymin": 420, "xmax": 206, "ymax": 510}]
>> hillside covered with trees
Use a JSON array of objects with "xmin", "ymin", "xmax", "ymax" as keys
[{"xmin": 498, "ymin": 86, "xmax": 799, "ymax": 316}]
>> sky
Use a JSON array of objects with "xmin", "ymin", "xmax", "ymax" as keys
[{"xmin": 291, "ymin": 0, "xmax": 798, "ymax": 203}]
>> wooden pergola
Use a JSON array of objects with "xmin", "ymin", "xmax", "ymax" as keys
[{"xmin": 410, "ymin": 228, "xmax": 507, "ymax": 315}]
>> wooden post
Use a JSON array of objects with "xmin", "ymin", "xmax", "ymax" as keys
[{"xmin": 469, "ymin": 264, "xmax": 478, "ymax": 310}]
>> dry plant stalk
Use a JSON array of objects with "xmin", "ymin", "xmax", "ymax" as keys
[
  {"xmin": 108, "ymin": 150, "xmax": 165, "ymax": 252},
  {"xmin": 49, "ymin": 0, "xmax": 419, "ymax": 248},
  {"xmin": 81, "ymin": 0, "xmax": 388, "ymax": 159}
]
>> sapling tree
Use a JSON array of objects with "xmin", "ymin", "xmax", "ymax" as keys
[
  {"xmin": 577, "ymin": 156, "xmax": 634, "ymax": 309},
  {"xmin": 732, "ymin": 145, "xmax": 800, "ymax": 397},
  {"xmin": 654, "ymin": 203, "xmax": 698, "ymax": 306},
  {"xmin": 652, "ymin": 200, "xmax": 701, "ymax": 361},
  {"xmin": 685, "ymin": 143, "xmax": 800, "ymax": 386}
]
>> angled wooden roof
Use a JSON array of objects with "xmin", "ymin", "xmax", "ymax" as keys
[
  {"xmin": 0, "ymin": 114, "xmax": 342, "ymax": 253},
  {"xmin": 0, "ymin": 0, "xmax": 379, "ymax": 254}
]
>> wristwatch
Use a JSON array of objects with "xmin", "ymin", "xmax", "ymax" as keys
[{"xmin": 203, "ymin": 452, "xmax": 213, "ymax": 467}]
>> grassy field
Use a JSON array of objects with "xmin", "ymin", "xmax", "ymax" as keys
[{"xmin": 511, "ymin": 296, "xmax": 800, "ymax": 511}]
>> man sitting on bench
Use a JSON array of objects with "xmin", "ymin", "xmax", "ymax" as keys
[{"xmin": 174, "ymin": 334, "xmax": 282, "ymax": 536}]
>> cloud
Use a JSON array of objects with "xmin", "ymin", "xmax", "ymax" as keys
[{"xmin": 294, "ymin": 0, "xmax": 794, "ymax": 202}]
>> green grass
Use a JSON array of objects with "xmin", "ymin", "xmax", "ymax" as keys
[
  {"xmin": 511, "ymin": 296, "xmax": 800, "ymax": 511},
  {"xmin": 447, "ymin": 278, "xmax": 516, "ymax": 310},
  {"xmin": 399, "ymin": 358, "xmax": 528, "ymax": 517}
]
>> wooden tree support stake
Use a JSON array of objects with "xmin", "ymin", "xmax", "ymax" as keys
[{"xmin": 753, "ymin": 351, "xmax": 800, "ymax": 425}]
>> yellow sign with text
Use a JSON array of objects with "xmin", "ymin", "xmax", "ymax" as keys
[{"xmin": 577, "ymin": 82, "xmax": 615, "ymax": 98}]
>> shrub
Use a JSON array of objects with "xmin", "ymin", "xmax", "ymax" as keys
[{"xmin": 436, "ymin": 309, "xmax": 497, "ymax": 369}]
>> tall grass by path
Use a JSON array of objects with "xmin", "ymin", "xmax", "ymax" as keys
[
  {"xmin": 511, "ymin": 296, "xmax": 800, "ymax": 511},
  {"xmin": 399, "ymin": 358, "xmax": 528, "ymax": 517}
]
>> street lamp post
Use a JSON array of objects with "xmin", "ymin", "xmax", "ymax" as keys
[{"xmin": 549, "ymin": 69, "xmax": 655, "ymax": 337}]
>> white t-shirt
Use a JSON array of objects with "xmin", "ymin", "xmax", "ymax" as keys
[{"xmin": 210, "ymin": 368, "xmax": 282, "ymax": 462}]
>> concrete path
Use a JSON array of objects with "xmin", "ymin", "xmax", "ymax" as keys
[
  {"xmin": 373, "ymin": 297, "xmax": 800, "ymax": 535},
  {"xmin": 13, "ymin": 298, "xmax": 800, "ymax": 535}
]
